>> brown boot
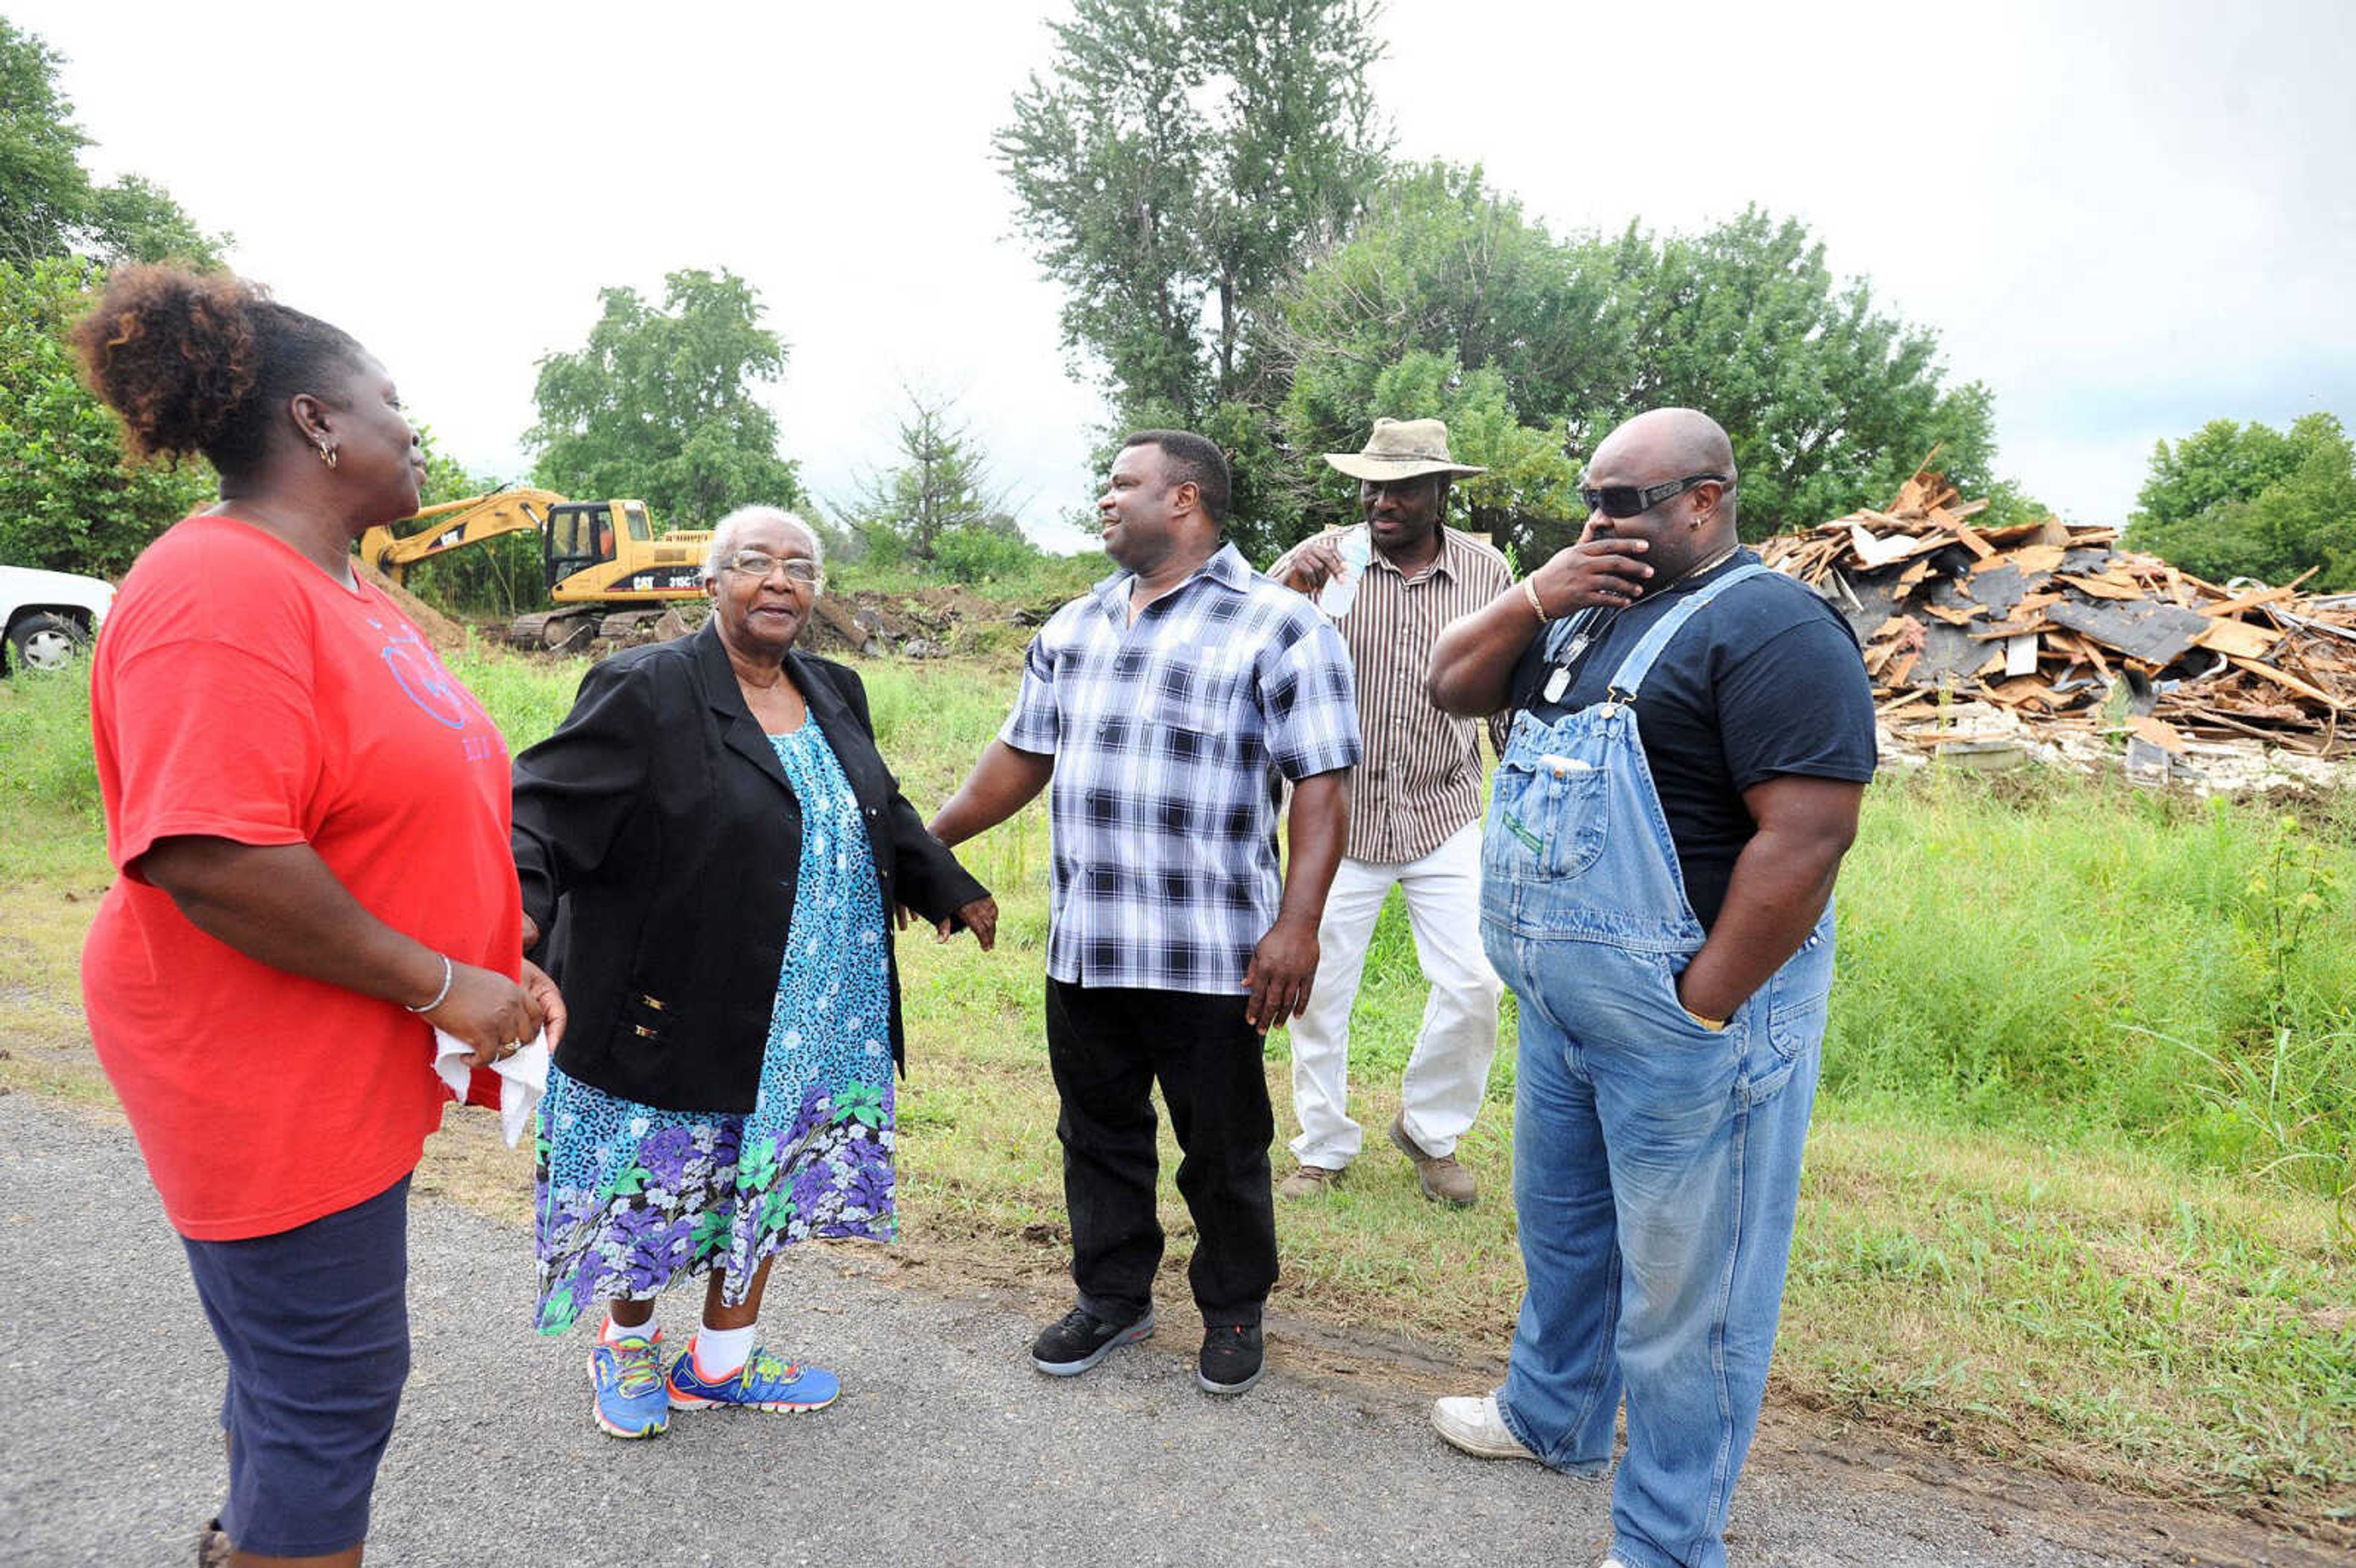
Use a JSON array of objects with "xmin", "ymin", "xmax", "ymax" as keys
[
  {"xmin": 1276, "ymin": 1163, "xmax": 1342, "ymax": 1199},
  {"xmin": 1390, "ymin": 1113, "xmax": 1476, "ymax": 1207}
]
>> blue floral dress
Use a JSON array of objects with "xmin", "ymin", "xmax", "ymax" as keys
[{"xmin": 532, "ymin": 722, "xmax": 896, "ymax": 1334}]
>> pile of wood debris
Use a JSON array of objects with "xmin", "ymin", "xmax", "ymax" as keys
[{"xmin": 1761, "ymin": 472, "xmax": 2356, "ymax": 771}]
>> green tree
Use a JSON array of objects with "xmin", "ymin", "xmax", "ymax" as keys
[
  {"xmin": 2124, "ymin": 414, "xmax": 2356, "ymax": 588},
  {"xmin": 1275, "ymin": 164, "xmax": 2007, "ymax": 555},
  {"xmin": 0, "ymin": 20, "xmax": 224, "ymax": 268},
  {"xmin": 998, "ymin": 0, "xmax": 1391, "ymax": 544},
  {"xmin": 525, "ymin": 268, "xmax": 804, "ymax": 529},
  {"xmin": 85, "ymin": 174, "xmax": 226, "ymax": 267},
  {"xmin": 1604, "ymin": 208, "xmax": 2000, "ymax": 537},
  {"xmin": 1276, "ymin": 164, "xmax": 1612, "ymax": 446},
  {"xmin": 840, "ymin": 385, "xmax": 1020, "ymax": 563},
  {"xmin": 0, "ymin": 256, "xmax": 212, "ymax": 574},
  {"xmin": 0, "ymin": 20, "xmax": 88, "ymax": 266},
  {"xmin": 2131, "ymin": 417, "xmax": 2311, "ymax": 536}
]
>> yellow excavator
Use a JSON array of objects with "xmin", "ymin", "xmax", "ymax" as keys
[{"xmin": 358, "ymin": 488, "xmax": 713, "ymax": 650}]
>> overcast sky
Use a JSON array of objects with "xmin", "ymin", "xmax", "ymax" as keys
[{"xmin": 20, "ymin": 0, "xmax": 2352, "ymax": 547}]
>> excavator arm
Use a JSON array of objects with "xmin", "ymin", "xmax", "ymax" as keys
[{"xmin": 357, "ymin": 487, "xmax": 569, "ymax": 583}]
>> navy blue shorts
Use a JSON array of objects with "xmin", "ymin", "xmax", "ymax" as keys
[{"xmin": 179, "ymin": 1175, "xmax": 412, "ymax": 1558}]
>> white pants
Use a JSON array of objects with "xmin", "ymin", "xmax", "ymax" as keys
[{"xmin": 1288, "ymin": 820, "xmax": 1503, "ymax": 1169}]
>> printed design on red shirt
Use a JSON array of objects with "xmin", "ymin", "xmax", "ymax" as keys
[{"xmin": 375, "ymin": 621, "xmax": 472, "ymax": 731}]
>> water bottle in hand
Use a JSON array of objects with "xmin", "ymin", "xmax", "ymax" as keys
[{"xmin": 1317, "ymin": 525, "xmax": 1374, "ymax": 621}]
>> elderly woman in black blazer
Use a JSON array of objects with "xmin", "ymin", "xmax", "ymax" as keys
[{"xmin": 514, "ymin": 504, "xmax": 995, "ymax": 1439}]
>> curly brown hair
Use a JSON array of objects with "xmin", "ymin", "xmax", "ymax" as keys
[{"xmin": 69, "ymin": 265, "xmax": 365, "ymax": 476}]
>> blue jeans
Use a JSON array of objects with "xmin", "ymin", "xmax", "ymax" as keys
[{"xmin": 1486, "ymin": 922, "xmax": 1828, "ymax": 1568}]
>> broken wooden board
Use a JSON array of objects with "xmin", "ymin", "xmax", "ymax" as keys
[
  {"xmin": 1847, "ymin": 523, "xmax": 1935, "ymax": 569},
  {"xmin": 2000, "ymin": 544, "xmax": 2068, "ymax": 577},
  {"xmin": 2205, "ymin": 584, "xmax": 2298, "ymax": 618},
  {"xmin": 2227, "ymin": 656, "xmax": 2342, "ymax": 709},
  {"xmin": 2189, "ymin": 617, "xmax": 2284, "ymax": 659},
  {"xmin": 2055, "ymin": 572, "xmax": 2151, "ymax": 602}
]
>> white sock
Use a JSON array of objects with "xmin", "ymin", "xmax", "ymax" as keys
[
  {"xmin": 602, "ymin": 1313, "xmax": 656, "ymax": 1345},
  {"xmin": 692, "ymin": 1321, "xmax": 756, "ymax": 1378}
]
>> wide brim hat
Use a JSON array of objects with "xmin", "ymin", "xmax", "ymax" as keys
[{"xmin": 1322, "ymin": 417, "xmax": 1487, "ymax": 482}]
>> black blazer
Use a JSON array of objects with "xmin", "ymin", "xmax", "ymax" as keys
[{"xmin": 512, "ymin": 624, "xmax": 988, "ymax": 1112}]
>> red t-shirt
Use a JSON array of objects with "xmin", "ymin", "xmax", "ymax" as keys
[{"xmin": 82, "ymin": 515, "xmax": 521, "ymax": 1240}]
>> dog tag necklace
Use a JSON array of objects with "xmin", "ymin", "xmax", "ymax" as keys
[
  {"xmin": 1536, "ymin": 544, "xmax": 1742, "ymax": 705},
  {"xmin": 1542, "ymin": 609, "xmax": 1611, "ymax": 704}
]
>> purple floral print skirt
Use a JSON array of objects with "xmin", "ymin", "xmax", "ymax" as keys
[{"xmin": 531, "ymin": 722, "xmax": 897, "ymax": 1333}]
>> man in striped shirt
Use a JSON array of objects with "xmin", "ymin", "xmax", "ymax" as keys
[{"xmin": 1268, "ymin": 418, "xmax": 1513, "ymax": 1208}]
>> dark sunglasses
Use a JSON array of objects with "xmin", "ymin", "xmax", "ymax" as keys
[{"xmin": 1577, "ymin": 472, "xmax": 1733, "ymax": 519}]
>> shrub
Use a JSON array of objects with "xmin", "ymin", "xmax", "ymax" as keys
[{"xmin": 930, "ymin": 524, "xmax": 1042, "ymax": 584}]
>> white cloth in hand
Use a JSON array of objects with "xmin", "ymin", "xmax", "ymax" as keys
[{"xmin": 432, "ymin": 1028, "xmax": 550, "ymax": 1148}]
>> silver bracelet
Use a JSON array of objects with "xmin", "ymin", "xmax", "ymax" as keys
[{"xmin": 404, "ymin": 952, "xmax": 454, "ymax": 1013}]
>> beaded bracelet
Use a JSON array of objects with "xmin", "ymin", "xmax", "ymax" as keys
[{"xmin": 404, "ymin": 952, "xmax": 454, "ymax": 1014}]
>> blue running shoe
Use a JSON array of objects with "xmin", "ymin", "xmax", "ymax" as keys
[
  {"xmin": 666, "ymin": 1343, "xmax": 841, "ymax": 1412},
  {"xmin": 588, "ymin": 1330, "xmax": 669, "ymax": 1439}
]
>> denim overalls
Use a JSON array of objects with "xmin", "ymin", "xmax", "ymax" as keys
[{"xmin": 1479, "ymin": 563, "xmax": 1835, "ymax": 1568}]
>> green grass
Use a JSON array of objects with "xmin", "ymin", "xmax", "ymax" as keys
[
  {"xmin": 1828, "ymin": 771, "xmax": 2356, "ymax": 1205},
  {"xmin": 0, "ymin": 666, "xmax": 117, "ymax": 1102},
  {"xmin": 7, "ymin": 645, "xmax": 2352, "ymax": 1528}
]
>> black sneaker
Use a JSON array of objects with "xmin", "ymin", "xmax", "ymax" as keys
[
  {"xmin": 1030, "ymin": 1306, "xmax": 1155, "ymax": 1376},
  {"xmin": 1197, "ymin": 1322, "xmax": 1265, "ymax": 1395}
]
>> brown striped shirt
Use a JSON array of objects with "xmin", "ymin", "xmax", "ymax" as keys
[{"xmin": 1315, "ymin": 525, "xmax": 1514, "ymax": 863}]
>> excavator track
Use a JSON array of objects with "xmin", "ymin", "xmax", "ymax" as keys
[
  {"xmin": 598, "ymin": 608, "xmax": 672, "ymax": 641},
  {"xmin": 507, "ymin": 608, "xmax": 599, "ymax": 651}
]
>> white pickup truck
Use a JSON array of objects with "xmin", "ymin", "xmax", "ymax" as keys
[{"xmin": 1, "ymin": 564, "xmax": 115, "ymax": 674}]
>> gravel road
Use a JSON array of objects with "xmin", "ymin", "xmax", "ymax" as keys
[{"xmin": 0, "ymin": 1093, "xmax": 2284, "ymax": 1567}]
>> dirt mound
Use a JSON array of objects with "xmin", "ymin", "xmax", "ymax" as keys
[{"xmin": 803, "ymin": 584, "xmax": 1049, "ymax": 658}]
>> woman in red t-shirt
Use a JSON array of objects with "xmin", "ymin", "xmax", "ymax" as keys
[{"xmin": 72, "ymin": 266, "xmax": 564, "ymax": 1568}]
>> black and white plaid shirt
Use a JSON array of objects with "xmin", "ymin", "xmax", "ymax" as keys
[{"xmin": 1003, "ymin": 543, "xmax": 1362, "ymax": 993}]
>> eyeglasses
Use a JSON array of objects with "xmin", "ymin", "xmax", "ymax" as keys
[
  {"xmin": 1576, "ymin": 473, "xmax": 1734, "ymax": 519},
  {"xmin": 722, "ymin": 550, "xmax": 822, "ymax": 584}
]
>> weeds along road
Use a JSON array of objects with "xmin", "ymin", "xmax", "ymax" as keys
[{"xmin": 0, "ymin": 1091, "xmax": 2308, "ymax": 1568}]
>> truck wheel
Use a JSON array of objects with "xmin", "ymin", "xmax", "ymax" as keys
[{"xmin": 6, "ymin": 612, "xmax": 91, "ymax": 673}]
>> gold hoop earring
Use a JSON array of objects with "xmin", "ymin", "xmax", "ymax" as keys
[{"xmin": 317, "ymin": 444, "xmax": 338, "ymax": 469}]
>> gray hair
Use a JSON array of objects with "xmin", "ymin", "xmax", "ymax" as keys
[{"xmin": 701, "ymin": 505, "xmax": 825, "ymax": 585}]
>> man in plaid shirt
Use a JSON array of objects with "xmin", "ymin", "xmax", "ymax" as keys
[{"xmin": 931, "ymin": 430, "xmax": 1360, "ymax": 1397}]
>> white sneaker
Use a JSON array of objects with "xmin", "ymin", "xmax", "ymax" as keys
[{"xmin": 1430, "ymin": 1393, "xmax": 1541, "ymax": 1461}]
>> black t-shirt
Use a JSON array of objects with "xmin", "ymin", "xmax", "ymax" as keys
[{"xmin": 1508, "ymin": 550, "xmax": 1877, "ymax": 928}]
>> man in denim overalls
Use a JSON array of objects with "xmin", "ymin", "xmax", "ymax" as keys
[{"xmin": 1423, "ymin": 409, "xmax": 1877, "ymax": 1568}]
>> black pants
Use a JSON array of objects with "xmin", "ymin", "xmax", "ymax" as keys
[{"xmin": 1044, "ymin": 979, "xmax": 1277, "ymax": 1327}]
